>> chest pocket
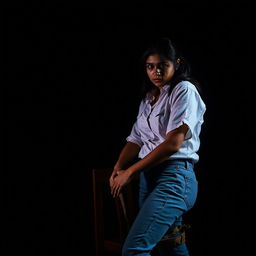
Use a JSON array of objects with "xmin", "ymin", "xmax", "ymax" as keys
[
  {"xmin": 136, "ymin": 104, "xmax": 147, "ymax": 119},
  {"xmin": 136, "ymin": 110, "xmax": 151, "ymax": 132}
]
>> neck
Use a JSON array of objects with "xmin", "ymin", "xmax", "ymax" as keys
[{"xmin": 151, "ymin": 87, "xmax": 160, "ymax": 97}]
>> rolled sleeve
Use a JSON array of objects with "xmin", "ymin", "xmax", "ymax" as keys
[
  {"xmin": 166, "ymin": 85, "xmax": 204, "ymax": 140},
  {"xmin": 126, "ymin": 121, "xmax": 143, "ymax": 147}
]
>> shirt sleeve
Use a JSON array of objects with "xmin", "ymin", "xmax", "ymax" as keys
[
  {"xmin": 166, "ymin": 84, "xmax": 204, "ymax": 140},
  {"xmin": 126, "ymin": 121, "xmax": 143, "ymax": 147},
  {"xmin": 125, "ymin": 101, "xmax": 144, "ymax": 147}
]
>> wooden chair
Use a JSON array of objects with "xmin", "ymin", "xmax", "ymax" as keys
[{"xmin": 92, "ymin": 168, "xmax": 139, "ymax": 256}]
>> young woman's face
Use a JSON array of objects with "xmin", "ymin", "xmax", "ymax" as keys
[{"xmin": 146, "ymin": 54, "xmax": 176, "ymax": 88}]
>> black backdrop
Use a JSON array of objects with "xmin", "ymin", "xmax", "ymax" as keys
[{"xmin": 6, "ymin": 4, "xmax": 252, "ymax": 256}]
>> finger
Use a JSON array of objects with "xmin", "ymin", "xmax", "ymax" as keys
[
  {"xmin": 113, "ymin": 184, "xmax": 117, "ymax": 197},
  {"xmin": 110, "ymin": 170, "xmax": 117, "ymax": 180},
  {"xmin": 113, "ymin": 184, "xmax": 119, "ymax": 198},
  {"xmin": 110, "ymin": 181, "xmax": 114, "ymax": 194},
  {"xmin": 110, "ymin": 173, "xmax": 115, "ymax": 180},
  {"xmin": 111, "ymin": 183, "xmax": 115, "ymax": 196},
  {"xmin": 116, "ymin": 187, "xmax": 121, "ymax": 198},
  {"xmin": 109, "ymin": 178, "xmax": 114, "ymax": 187},
  {"xmin": 115, "ymin": 185, "xmax": 121, "ymax": 198},
  {"xmin": 109, "ymin": 177, "xmax": 114, "ymax": 187},
  {"xmin": 112, "ymin": 183, "xmax": 117, "ymax": 197}
]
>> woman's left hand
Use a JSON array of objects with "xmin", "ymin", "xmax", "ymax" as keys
[{"xmin": 111, "ymin": 169, "xmax": 132, "ymax": 198}]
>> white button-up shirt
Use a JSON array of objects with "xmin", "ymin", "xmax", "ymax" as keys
[{"xmin": 126, "ymin": 81, "xmax": 206, "ymax": 163}]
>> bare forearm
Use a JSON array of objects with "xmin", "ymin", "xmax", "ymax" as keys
[
  {"xmin": 126, "ymin": 140, "xmax": 177, "ymax": 175},
  {"xmin": 114, "ymin": 141, "xmax": 141, "ymax": 169},
  {"xmin": 126, "ymin": 124, "xmax": 188, "ymax": 175}
]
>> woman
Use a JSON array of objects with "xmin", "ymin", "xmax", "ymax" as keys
[{"xmin": 109, "ymin": 37, "xmax": 206, "ymax": 256}]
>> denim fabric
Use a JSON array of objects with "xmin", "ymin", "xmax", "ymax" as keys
[{"xmin": 122, "ymin": 160, "xmax": 198, "ymax": 256}]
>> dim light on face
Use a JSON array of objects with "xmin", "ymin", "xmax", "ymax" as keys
[{"xmin": 146, "ymin": 54, "xmax": 175, "ymax": 88}]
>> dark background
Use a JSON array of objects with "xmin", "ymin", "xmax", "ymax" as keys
[{"xmin": 6, "ymin": 4, "xmax": 252, "ymax": 256}]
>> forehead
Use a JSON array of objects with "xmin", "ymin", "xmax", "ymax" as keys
[{"xmin": 146, "ymin": 54, "xmax": 170, "ymax": 63}]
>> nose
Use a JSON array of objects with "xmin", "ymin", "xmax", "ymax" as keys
[{"xmin": 156, "ymin": 68, "xmax": 162, "ymax": 75}]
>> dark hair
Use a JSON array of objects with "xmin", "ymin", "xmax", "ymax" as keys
[{"xmin": 139, "ymin": 37, "xmax": 201, "ymax": 100}]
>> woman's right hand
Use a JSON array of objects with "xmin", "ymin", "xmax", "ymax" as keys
[{"xmin": 109, "ymin": 166, "xmax": 122, "ymax": 188}]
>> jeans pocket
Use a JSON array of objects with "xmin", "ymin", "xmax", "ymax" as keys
[{"xmin": 184, "ymin": 176, "xmax": 198, "ymax": 210}]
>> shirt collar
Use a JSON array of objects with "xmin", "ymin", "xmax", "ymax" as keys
[
  {"xmin": 161, "ymin": 84, "xmax": 170, "ymax": 92},
  {"xmin": 146, "ymin": 84, "xmax": 170, "ymax": 102}
]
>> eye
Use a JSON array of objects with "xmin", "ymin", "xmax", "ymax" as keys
[
  {"xmin": 161, "ymin": 62, "xmax": 169, "ymax": 68},
  {"xmin": 146, "ymin": 63, "xmax": 154, "ymax": 70}
]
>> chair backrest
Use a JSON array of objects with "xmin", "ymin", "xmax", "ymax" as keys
[{"xmin": 92, "ymin": 168, "xmax": 139, "ymax": 256}]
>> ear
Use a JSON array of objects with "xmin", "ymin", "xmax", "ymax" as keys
[{"xmin": 176, "ymin": 58, "xmax": 181, "ymax": 70}]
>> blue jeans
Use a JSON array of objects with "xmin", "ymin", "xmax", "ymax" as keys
[{"xmin": 122, "ymin": 159, "xmax": 198, "ymax": 256}]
